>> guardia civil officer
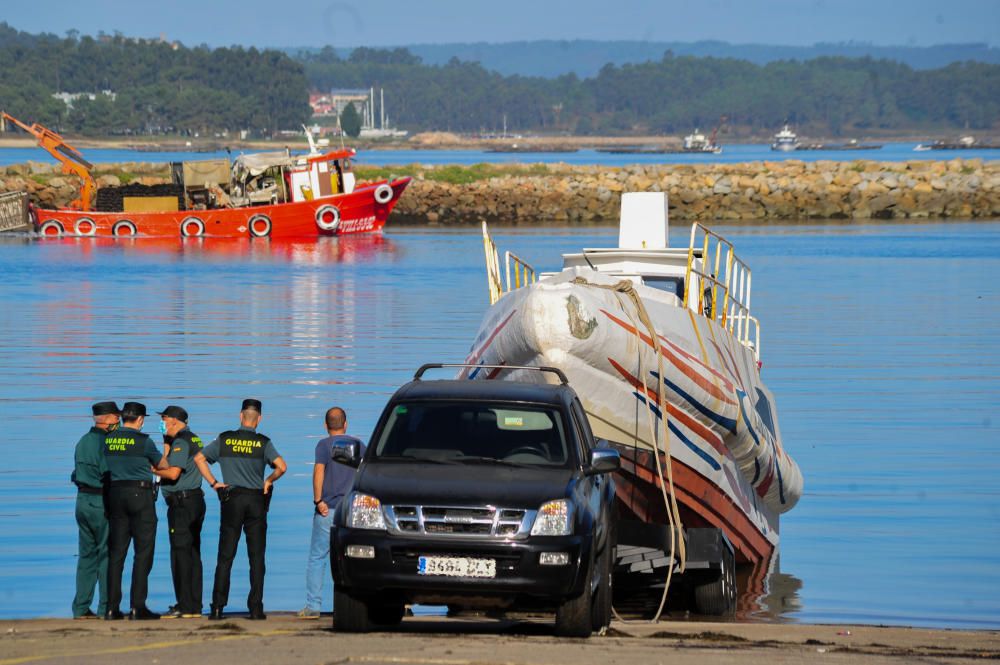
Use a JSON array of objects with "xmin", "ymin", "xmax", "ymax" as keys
[
  {"xmin": 194, "ymin": 399, "xmax": 287, "ymax": 620},
  {"xmin": 104, "ymin": 401, "xmax": 168, "ymax": 620},
  {"xmin": 71, "ymin": 401, "xmax": 119, "ymax": 620},
  {"xmin": 152, "ymin": 405, "xmax": 205, "ymax": 619}
]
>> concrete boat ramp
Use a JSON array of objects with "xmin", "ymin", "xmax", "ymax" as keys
[{"xmin": 1, "ymin": 615, "xmax": 996, "ymax": 665}]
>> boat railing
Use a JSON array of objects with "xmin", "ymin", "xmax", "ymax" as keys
[
  {"xmin": 683, "ymin": 223, "xmax": 759, "ymax": 361},
  {"xmin": 482, "ymin": 222, "xmax": 537, "ymax": 304},
  {"xmin": 505, "ymin": 250, "xmax": 536, "ymax": 292},
  {"xmin": 482, "ymin": 222, "xmax": 504, "ymax": 304}
]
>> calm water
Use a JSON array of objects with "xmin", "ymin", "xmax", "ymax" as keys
[
  {"xmin": 2, "ymin": 143, "xmax": 999, "ymax": 168},
  {"xmin": 0, "ymin": 222, "xmax": 997, "ymax": 628}
]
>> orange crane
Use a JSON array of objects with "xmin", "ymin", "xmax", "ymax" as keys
[{"xmin": 1, "ymin": 112, "xmax": 96, "ymax": 211}]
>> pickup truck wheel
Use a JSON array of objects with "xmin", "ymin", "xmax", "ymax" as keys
[
  {"xmin": 333, "ymin": 586, "xmax": 373, "ymax": 632},
  {"xmin": 693, "ymin": 546, "xmax": 737, "ymax": 616},
  {"xmin": 371, "ymin": 602, "xmax": 405, "ymax": 626},
  {"xmin": 591, "ymin": 542, "xmax": 613, "ymax": 632},
  {"xmin": 555, "ymin": 559, "xmax": 594, "ymax": 638}
]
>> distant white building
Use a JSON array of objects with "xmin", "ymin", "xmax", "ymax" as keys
[{"xmin": 52, "ymin": 90, "xmax": 117, "ymax": 109}]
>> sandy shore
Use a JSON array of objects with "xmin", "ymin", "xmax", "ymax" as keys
[{"xmin": 0, "ymin": 615, "xmax": 996, "ymax": 665}]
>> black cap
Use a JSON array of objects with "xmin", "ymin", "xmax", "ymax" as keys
[
  {"xmin": 241, "ymin": 398, "xmax": 262, "ymax": 412},
  {"xmin": 157, "ymin": 405, "xmax": 188, "ymax": 422},
  {"xmin": 121, "ymin": 401, "xmax": 148, "ymax": 418},
  {"xmin": 91, "ymin": 401, "xmax": 120, "ymax": 416}
]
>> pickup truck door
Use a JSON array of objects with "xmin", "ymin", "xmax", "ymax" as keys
[{"xmin": 570, "ymin": 398, "xmax": 608, "ymax": 551}]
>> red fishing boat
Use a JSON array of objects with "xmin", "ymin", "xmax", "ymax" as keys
[{"xmin": 2, "ymin": 113, "xmax": 411, "ymax": 239}]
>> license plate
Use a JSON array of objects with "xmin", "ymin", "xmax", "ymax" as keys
[{"xmin": 418, "ymin": 555, "xmax": 496, "ymax": 578}]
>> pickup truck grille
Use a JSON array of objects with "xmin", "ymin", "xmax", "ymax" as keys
[{"xmin": 385, "ymin": 505, "xmax": 535, "ymax": 539}]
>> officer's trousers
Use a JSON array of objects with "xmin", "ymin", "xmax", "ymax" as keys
[
  {"xmin": 107, "ymin": 486, "xmax": 157, "ymax": 611},
  {"xmin": 212, "ymin": 490, "xmax": 267, "ymax": 611},
  {"xmin": 72, "ymin": 493, "xmax": 108, "ymax": 617},
  {"xmin": 166, "ymin": 491, "xmax": 206, "ymax": 614}
]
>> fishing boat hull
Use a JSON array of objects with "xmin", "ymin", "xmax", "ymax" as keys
[
  {"xmin": 32, "ymin": 177, "xmax": 411, "ymax": 239},
  {"xmin": 462, "ymin": 268, "xmax": 803, "ymax": 570}
]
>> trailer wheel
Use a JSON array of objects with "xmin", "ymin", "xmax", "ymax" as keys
[
  {"xmin": 693, "ymin": 546, "xmax": 736, "ymax": 615},
  {"xmin": 555, "ymin": 557, "xmax": 594, "ymax": 638},
  {"xmin": 333, "ymin": 586, "xmax": 373, "ymax": 633}
]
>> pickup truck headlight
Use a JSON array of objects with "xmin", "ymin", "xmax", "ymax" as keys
[
  {"xmin": 347, "ymin": 493, "xmax": 387, "ymax": 530},
  {"xmin": 531, "ymin": 499, "xmax": 572, "ymax": 536}
]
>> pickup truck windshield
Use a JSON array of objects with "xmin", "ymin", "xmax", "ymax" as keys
[{"xmin": 374, "ymin": 402, "xmax": 570, "ymax": 467}]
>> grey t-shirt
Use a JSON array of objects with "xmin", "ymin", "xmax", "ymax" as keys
[
  {"xmin": 202, "ymin": 426, "xmax": 280, "ymax": 490},
  {"xmin": 161, "ymin": 427, "xmax": 204, "ymax": 495}
]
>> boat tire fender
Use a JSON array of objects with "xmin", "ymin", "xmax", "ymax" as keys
[
  {"xmin": 180, "ymin": 216, "xmax": 205, "ymax": 238},
  {"xmin": 39, "ymin": 220, "xmax": 64, "ymax": 237},
  {"xmin": 315, "ymin": 204, "xmax": 340, "ymax": 232},
  {"xmin": 373, "ymin": 183, "xmax": 393, "ymax": 205},
  {"xmin": 73, "ymin": 217, "xmax": 97, "ymax": 236},
  {"xmin": 112, "ymin": 220, "xmax": 138, "ymax": 237},
  {"xmin": 248, "ymin": 213, "xmax": 272, "ymax": 238}
]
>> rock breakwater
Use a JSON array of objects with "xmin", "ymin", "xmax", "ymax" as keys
[{"xmin": 2, "ymin": 158, "xmax": 998, "ymax": 223}]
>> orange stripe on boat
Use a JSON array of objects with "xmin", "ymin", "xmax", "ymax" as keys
[{"xmin": 601, "ymin": 309, "xmax": 736, "ymax": 405}]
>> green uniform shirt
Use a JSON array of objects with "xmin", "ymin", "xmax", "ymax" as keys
[
  {"xmin": 103, "ymin": 426, "xmax": 161, "ymax": 482},
  {"xmin": 202, "ymin": 426, "xmax": 280, "ymax": 490},
  {"xmin": 161, "ymin": 427, "xmax": 204, "ymax": 495},
  {"xmin": 72, "ymin": 427, "xmax": 108, "ymax": 489}
]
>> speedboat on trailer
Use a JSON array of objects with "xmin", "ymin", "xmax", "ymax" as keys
[{"xmin": 464, "ymin": 192, "xmax": 803, "ymax": 615}]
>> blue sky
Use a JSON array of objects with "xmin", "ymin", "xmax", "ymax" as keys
[{"xmin": 5, "ymin": 0, "xmax": 998, "ymax": 48}]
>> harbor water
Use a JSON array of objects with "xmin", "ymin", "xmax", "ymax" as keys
[
  {"xmin": 0, "ymin": 221, "xmax": 997, "ymax": 628},
  {"xmin": 1, "ymin": 143, "xmax": 999, "ymax": 168}
]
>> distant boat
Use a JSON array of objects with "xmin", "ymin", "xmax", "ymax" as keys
[
  {"xmin": 914, "ymin": 136, "xmax": 1000, "ymax": 151},
  {"xmin": 797, "ymin": 139, "xmax": 883, "ymax": 151},
  {"xmin": 771, "ymin": 125, "xmax": 800, "ymax": 152},
  {"xmin": 682, "ymin": 128, "xmax": 722, "ymax": 154}
]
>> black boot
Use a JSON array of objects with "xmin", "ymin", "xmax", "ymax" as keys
[
  {"xmin": 104, "ymin": 608, "xmax": 125, "ymax": 621},
  {"xmin": 209, "ymin": 605, "xmax": 224, "ymax": 620},
  {"xmin": 248, "ymin": 606, "xmax": 266, "ymax": 620},
  {"xmin": 129, "ymin": 606, "xmax": 161, "ymax": 620}
]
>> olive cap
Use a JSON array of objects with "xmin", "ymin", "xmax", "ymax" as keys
[
  {"xmin": 120, "ymin": 401, "xmax": 148, "ymax": 418},
  {"xmin": 157, "ymin": 405, "xmax": 188, "ymax": 422},
  {"xmin": 91, "ymin": 401, "xmax": 120, "ymax": 416}
]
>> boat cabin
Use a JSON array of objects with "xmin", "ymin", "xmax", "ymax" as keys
[{"xmin": 557, "ymin": 193, "xmax": 700, "ymax": 309}]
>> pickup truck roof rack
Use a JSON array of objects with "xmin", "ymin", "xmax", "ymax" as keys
[{"xmin": 414, "ymin": 363, "xmax": 569, "ymax": 385}]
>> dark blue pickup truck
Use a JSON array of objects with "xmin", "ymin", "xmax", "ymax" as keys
[{"xmin": 329, "ymin": 365, "xmax": 620, "ymax": 637}]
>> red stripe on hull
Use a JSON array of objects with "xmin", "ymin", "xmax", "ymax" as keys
[
  {"xmin": 613, "ymin": 444, "xmax": 774, "ymax": 566},
  {"xmin": 601, "ymin": 309, "xmax": 736, "ymax": 405}
]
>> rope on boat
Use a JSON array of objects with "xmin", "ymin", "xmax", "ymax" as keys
[{"xmin": 571, "ymin": 277, "xmax": 686, "ymax": 623}]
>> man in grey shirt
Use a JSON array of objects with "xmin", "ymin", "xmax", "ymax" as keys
[{"xmin": 297, "ymin": 407, "xmax": 364, "ymax": 619}]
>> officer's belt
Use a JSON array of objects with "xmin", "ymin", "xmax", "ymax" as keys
[
  {"xmin": 164, "ymin": 488, "xmax": 204, "ymax": 501},
  {"xmin": 76, "ymin": 484, "xmax": 103, "ymax": 495},
  {"xmin": 110, "ymin": 480, "xmax": 153, "ymax": 489},
  {"xmin": 227, "ymin": 486, "xmax": 265, "ymax": 495}
]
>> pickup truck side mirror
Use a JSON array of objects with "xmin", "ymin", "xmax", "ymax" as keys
[
  {"xmin": 331, "ymin": 439, "xmax": 361, "ymax": 468},
  {"xmin": 586, "ymin": 444, "xmax": 620, "ymax": 475}
]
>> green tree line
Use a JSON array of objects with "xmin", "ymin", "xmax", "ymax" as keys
[
  {"xmin": 0, "ymin": 23, "xmax": 311, "ymax": 135},
  {"xmin": 1, "ymin": 22, "xmax": 997, "ymax": 137},
  {"xmin": 301, "ymin": 48, "xmax": 999, "ymax": 136}
]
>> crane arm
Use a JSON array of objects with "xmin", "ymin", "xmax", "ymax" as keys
[{"xmin": 1, "ymin": 112, "xmax": 95, "ymax": 210}]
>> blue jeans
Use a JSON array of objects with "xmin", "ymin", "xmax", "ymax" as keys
[{"xmin": 305, "ymin": 509, "xmax": 335, "ymax": 611}]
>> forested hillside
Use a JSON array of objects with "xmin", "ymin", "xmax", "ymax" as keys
[
  {"xmin": 1, "ymin": 22, "xmax": 997, "ymax": 137},
  {"xmin": 0, "ymin": 23, "xmax": 311, "ymax": 135},
  {"xmin": 301, "ymin": 48, "xmax": 1000, "ymax": 135}
]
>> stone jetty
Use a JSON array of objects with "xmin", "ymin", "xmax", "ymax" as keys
[{"xmin": 2, "ymin": 158, "xmax": 998, "ymax": 223}]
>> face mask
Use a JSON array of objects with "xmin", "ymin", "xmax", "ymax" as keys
[{"xmin": 159, "ymin": 421, "xmax": 168, "ymax": 435}]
